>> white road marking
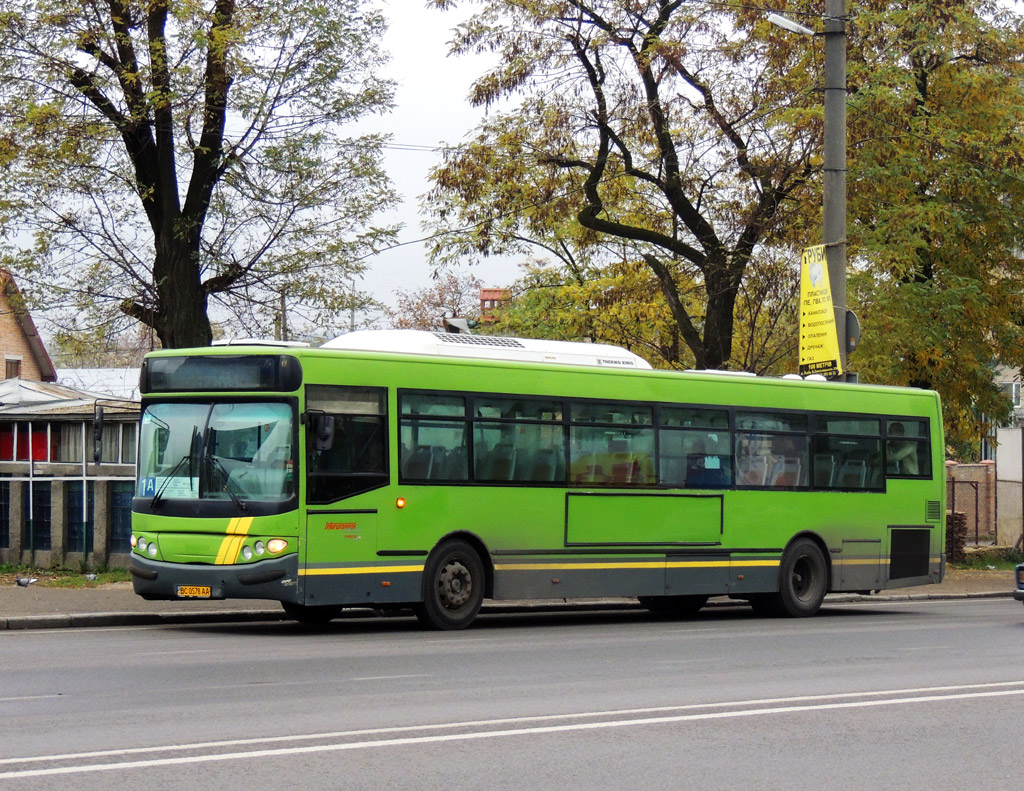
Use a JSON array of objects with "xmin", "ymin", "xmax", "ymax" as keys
[
  {"xmin": 349, "ymin": 674, "xmax": 431, "ymax": 681},
  {"xmin": 2, "ymin": 680, "xmax": 1024, "ymax": 778}
]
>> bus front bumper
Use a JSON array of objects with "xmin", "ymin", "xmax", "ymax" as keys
[{"xmin": 129, "ymin": 554, "xmax": 300, "ymax": 603}]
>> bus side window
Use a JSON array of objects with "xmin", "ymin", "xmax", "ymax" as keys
[
  {"xmin": 399, "ymin": 393, "xmax": 469, "ymax": 482},
  {"xmin": 812, "ymin": 416, "xmax": 882, "ymax": 490},
  {"xmin": 885, "ymin": 418, "xmax": 931, "ymax": 478},
  {"xmin": 306, "ymin": 385, "xmax": 388, "ymax": 503}
]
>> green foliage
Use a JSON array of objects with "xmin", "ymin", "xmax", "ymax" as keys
[
  {"xmin": 844, "ymin": 0, "xmax": 1024, "ymax": 451},
  {"xmin": 428, "ymin": 0, "xmax": 1024, "ymax": 454},
  {"xmin": 424, "ymin": 0, "xmax": 820, "ymax": 370},
  {"xmin": 492, "ymin": 247, "xmax": 800, "ymax": 375},
  {"xmin": 0, "ymin": 0, "xmax": 398, "ymax": 347}
]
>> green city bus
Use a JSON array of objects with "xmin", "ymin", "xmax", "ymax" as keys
[{"xmin": 129, "ymin": 330, "xmax": 946, "ymax": 629}]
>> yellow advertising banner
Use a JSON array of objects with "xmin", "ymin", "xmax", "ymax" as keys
[{"xmin": 799, "ymin": 244, "xmax": 842, "ymax": 377}]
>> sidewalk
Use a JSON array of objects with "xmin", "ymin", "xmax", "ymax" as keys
[{"xmin": 0, "ymin": 568, "xmax": 1015, "ymax": 631}]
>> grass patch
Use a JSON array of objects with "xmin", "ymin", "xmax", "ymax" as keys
[
  {"xmin": 954, "ymin": 547, "xmax": 1024, "ymax": 571},
  {"xmin": 0, "ymin": 564, "xmax": 131, "ymax": 587}
]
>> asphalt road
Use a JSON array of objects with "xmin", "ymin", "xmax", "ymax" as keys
[{"xmin": 1, "ymin": 598, "xmax": 1023, "ymax": 790}]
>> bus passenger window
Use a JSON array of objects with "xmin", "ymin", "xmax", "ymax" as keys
[
  {"xmin": 659, "ymin": 407, "xmax": 732, "ymax": 489},
  {"xmin": 886, "ymin": 419, "xmax": 930, "ymax": 478},
  {"xmin": 399, "ymin": 393, "xmax": 469, "ymax": 482}
]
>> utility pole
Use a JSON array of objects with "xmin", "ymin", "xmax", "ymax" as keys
[
  {"xmin": 279, "ymin": 289, "xmax": 288, "ymax": 342},
  {"xmin": 823, "ymin": 0, "xmax": 848, "ymax": 379}
]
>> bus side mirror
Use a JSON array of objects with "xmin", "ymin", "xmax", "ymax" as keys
[
  {"xmin": 313, "ymin": 414, "xmax": 335, "ymax": 451},
  {"xmin": 93, "ymin": 405, "xmax": 104, "ymax": 463}
]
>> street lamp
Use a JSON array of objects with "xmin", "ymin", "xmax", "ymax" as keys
[{"xmin": 770, "ymin": 1, "xmax": 850, "ymax": 381}]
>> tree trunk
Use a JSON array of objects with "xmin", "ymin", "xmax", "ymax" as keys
[
  {"xmin": 703, "ymin": 270, "xmax": 740, "ymax": 370},
  {"xmin": 153, "ymin": 234, "xmax": 213, "ymax": 348}
]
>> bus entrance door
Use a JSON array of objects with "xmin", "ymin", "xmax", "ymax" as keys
[{"xmin": 301, "ymin": 511, "xmax": 380, "ymax": 606}]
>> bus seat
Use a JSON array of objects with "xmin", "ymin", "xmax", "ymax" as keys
[
  {"xmin": 529, "ymin": 448, "xmax": 559, "ymax": 482},
  {"xmin": 440, "ymin": 446, "xmax": 467, "ymax": 480},
  {"xmin": 771, "ymin": 458, "xmax": 802, "ymax": 487},
  {"xmin": 737, "ymin": 455, "xmax": 767, "ymax": 486},
  {"xmin": 610, "ymin": 455, "xmax": 640, "ymax": 485},
  {"xmin": 402, "ymin": 446, "xmax": 432, "ymax": 479},
  {"xmin": 488, "ymin": 443, "xmax": 516, "ymax": 481},
  {"xmin": 571, "ymin": 455, "xmax": 606, "ymax": 484},
  {"xmin": 837, "ymin": 459, "xmax": 866, "ymax": 488},
  {"xmin": 661, "ymin": 455, "xmax": 686, "ymax": 486},
  {"xmin": 813, "ymin": 453, "xmax": 836, "ymax": 487}
]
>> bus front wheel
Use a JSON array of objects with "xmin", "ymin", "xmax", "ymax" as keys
[
  {"xmin": 415, "ymin": 540, "xmax": 485, "ymax": 630},
  {"xmin": 756, "ymin": 537, "xmax": 828, "ymax": 617}
]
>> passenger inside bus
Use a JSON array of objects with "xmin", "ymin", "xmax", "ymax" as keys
[{"xmin": 886, "ymin": 421, "xmax": 919, "ymax": 475}]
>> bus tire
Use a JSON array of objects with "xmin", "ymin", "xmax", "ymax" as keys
[
  {"xmin": 638, "ymin": 595, "xmax": 708, "ymax": 617},
  {"xmin": 774, "ymin": 537, "xmax": 828, "ymax": 617},
  {"xmin": 281, "ymin": 601, "xmax": 343, "ymax": 625},
  {"xmin": 414, "ymin": 540, "xmax": 485, "ymax": 630}
]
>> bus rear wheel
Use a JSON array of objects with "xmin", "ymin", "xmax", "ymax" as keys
[
  {"xmin": 753, "ymin": 538, "xmax": 828, "ymax": 617},
  {"xmin": 638, "ymin": 595, "xmax": 709, "ymax": 617},
  {"xmin": 415, "ymin": 540, "xmax": 485, "ymax": 630},
  {"xmin": 281, "ymin": 601, "xmax": 343, "ymax": 625}
]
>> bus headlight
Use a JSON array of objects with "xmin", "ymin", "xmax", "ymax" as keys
[
  {"xmin": 242, "ymin": 546, "xmax": 253, "ymax": 561},
  {"xmin": 146, "ymin": 542, "xmax": 158, "ymax": 557},
  {"xmin": 267, "ymin": 539, "xmax": 288, "ymax": 554},
  {"xmin": 137, "ymin": 538, "xmax": 148, "ymax": 553},
  {"xmin": 254, "ymin": 541, "xmax": 265, "ymax": 556}
]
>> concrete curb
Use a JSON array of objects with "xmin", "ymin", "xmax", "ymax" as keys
[{"xmin": 0, "ymin": 591, "xmax": 1013, "ymax": 631}]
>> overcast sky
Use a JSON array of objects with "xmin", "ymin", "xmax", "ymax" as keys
[{"xmin": 358, "ymin": 2, "xmax": 519, "ymax": 315}]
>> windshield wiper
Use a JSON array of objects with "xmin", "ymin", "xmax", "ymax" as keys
[
  {"xmin": 205, "ymin": 455, "xmax": 249, "ymax": 512},
  {"xmin": 150, "ymin": 454, "xmax": 193, "ymax": 508}
]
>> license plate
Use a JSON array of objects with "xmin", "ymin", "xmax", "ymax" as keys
[{"xmin": 176, "ymin": 585, "xmax": 212, "ymax": 598}]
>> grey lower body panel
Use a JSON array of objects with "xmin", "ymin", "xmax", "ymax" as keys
[{"xmin": 130, "ymin": 554, "xmax": 300, "ymax": 603}]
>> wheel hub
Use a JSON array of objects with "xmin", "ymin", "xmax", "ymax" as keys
[{"xmin": 437, "ymin": 560, "xmax": 472, "ymax": 609}]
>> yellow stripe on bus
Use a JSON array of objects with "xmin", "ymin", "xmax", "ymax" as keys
[
  {"xmin": 494, "ymin": 560, "xmax": 779, "ymax": 572},
  {"xmin": 299, "ymin": 565, "xmax": 425, "ymax": 576},
  {"xmin": 215, "ymin": 517, "xmax": 254, "ymax": 565}
]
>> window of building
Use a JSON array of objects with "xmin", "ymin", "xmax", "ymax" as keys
[
  {"xmin": 109, "ymin": 481, "xmax": 133, "ymax": 553},
  {"xmin": 1000, "ymin": 381, "xmax": 1021, "ymax": 408},
  {"xmin": 67, "ymin": 481, "xmax": 95, "ymax": 554},
  {"xmin": 22, "ymin": 481, "xmax": 51, "ymax": 551},
  {"xmin": 5, "ymin": 359, "xmax": 21, "ymax": 379},
  {"xmin": 56, "ymin": 422, "xmax": 85, "ymax": 463}
]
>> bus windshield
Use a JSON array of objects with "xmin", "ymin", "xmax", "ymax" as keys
[{"xmin": 137, "ymin": 402, "xmax": 295, "ymax": 504}]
